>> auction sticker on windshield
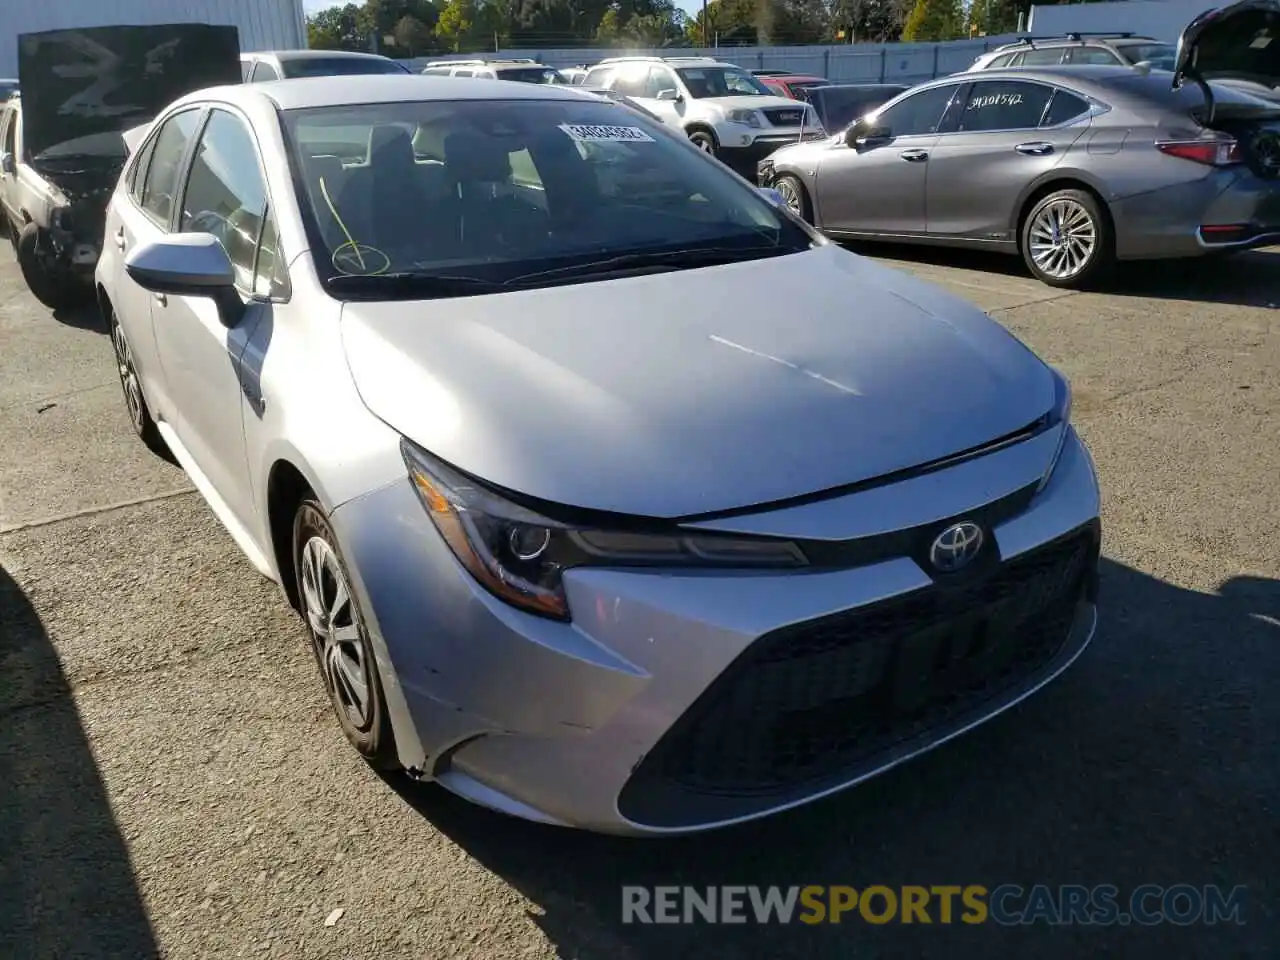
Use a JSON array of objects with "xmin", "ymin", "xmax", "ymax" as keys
[{"xmin": 559, "ymin": 123, "xmax": 655, "ymax": 143}]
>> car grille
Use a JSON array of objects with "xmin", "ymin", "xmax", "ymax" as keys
[
  {"xmin": 619, "ymin": 526, "xmax": 1097, "ymax": 822},
  {"xmin": 763, "ymin": 107, "xmax": 806, "ymax": 127}
]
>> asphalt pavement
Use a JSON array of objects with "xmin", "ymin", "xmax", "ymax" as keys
[{"xmin": 1, "ymin": 240, "xmax": 1276, "ymax": 959}]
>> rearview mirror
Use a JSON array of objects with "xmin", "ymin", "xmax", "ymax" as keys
[
  {"xmin": 655, "ymin": 88, "xmax": 681, "ymax": 102},
  {"xmin": 125, "ymin": 233, "xmax": 245, "ymax": 327},
  {"xmin": 0, "ymin": 151, "xmax": 13, "ymax": 175}
]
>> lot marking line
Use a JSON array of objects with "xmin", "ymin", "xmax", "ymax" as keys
[{"xmin": 0, "ymin": 487, "xmax": 195, "ymax": 535}]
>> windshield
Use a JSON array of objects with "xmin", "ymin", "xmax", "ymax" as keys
[
  {"xmin": 1119, "ymin": 42, "xmax": 1177, "ymax": 69},
  {"xmin": 499, "ymin": 67, "xmax": 566, "ymax": 84},
  {"xmin": 282, "ymin": 57, "xmax": 408, "ymax": 79},
  {"xmin": 34, "ymin": 130, "xmax": 128, "ymax": 161},
  {"xmin": 283, "ymin": 98, "xmax": 810, "ymax": 295},
  {"xmin": 676, "ymin": 66, "xmax": 774, "ymax": 98}
]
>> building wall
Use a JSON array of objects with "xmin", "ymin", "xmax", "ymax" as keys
[
  {"xmin": 1028, "ymin": 0, "xmax": 1203, "ymax": 42},
  {"xmin": 409, "ymin": 35, "xmax": 1026, "ymax": 86},
  {"xmin": 1, "ymin": 0, "xmax": 307, "ymax": 78}
]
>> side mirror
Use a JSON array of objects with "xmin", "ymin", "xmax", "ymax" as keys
[
  {"xmin": 655, "ymin": 88, "xmax": 681, "ymax": 102},
  {"xmin": 846, "ymin": 119, "xmax": 889, "ymax": 148},
  {"xmin": 756, "ymin": 186, "xmax": 787, "ymax": 208},
  {"xmin": 0, "ymin": 151, "xmax": 13, "ymax": 175},
  {"xmin": 125, "ymin": 233, "xmax": 245, "ymax": 327}
]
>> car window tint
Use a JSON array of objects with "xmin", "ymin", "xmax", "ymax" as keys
[
  {"xmin": 179, "ymin": 109, "xmax": 269, "ymax": 288},
  {"xmin": 1066, "ymin": 47, "xmax": 1121, "ymax": 65},
  {"xmin": 454, "ymin": 68, "xmax": 473, "ymax": 77},
  {"xmin": 875, "ymin": 84, "xmax": 959, "ymax": 137},
  {"xmin": 1019, "ymin": 48, "xmax": 1066, "ymax": 65},
  {"xmin": 140, "ymin": 109, "xmax": 202, "ymax": 225},
  {"xmin": 958, "ymin": 81, "xmax": 1054, "ymax": 132},
  {"xmin": 240, "ymin": 61, "xmax": 254, "ymax": 82},
  {"xmin": 252, "ymin": 208, "xmax": 288, "ymax": 298},
  {"xmin": 612, "ymin": 66, "xmax": 649, "ymax": 98},
  {"xmin": 252, "ymin": 61, "xmax": 281, "ymax": 81},
  {"xmin": 647, "ymin": 66, "xmax": 679, "ymax": 98},
  {"xmin": 1041, "ymin": 89, "xmax": 1091, "ymax": 127}
]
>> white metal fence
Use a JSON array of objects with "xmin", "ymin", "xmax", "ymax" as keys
[{"xmin": 407, "ymin": 35, "xmax": 1028, "ymax": 85}]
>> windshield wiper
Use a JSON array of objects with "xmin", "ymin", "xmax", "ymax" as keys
[
  {"xmin": 505, "ymin": 244, "xmax": 798, "ymax": 286},
  {"xmin": 324, "ymin": 272, "xmax": 502, "ymax": 297}
]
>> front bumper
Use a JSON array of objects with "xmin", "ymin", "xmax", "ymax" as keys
[
  {"xmin": 717, "ymin": 130, "xmax": 825, "ymax": 177},
  {"xmin": 331, "ymin": 427, "xmax": 1101, "ymax": 836}
]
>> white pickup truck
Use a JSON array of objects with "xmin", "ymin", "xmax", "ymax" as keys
[{"xmin": 0, "ymin": 24, "xmax": 241, "ymax": 310}]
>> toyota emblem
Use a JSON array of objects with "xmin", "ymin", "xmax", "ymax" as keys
[{"xmin": 929, "ymin": 521, "xmax": 985, "ymax": 572}]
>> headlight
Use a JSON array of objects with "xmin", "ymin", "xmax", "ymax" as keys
[
  {"xmin": 401, "ymin": 440, "xmax": 808, "ymax": 621},
  {"xmin": 726, "ymin": 108, "xmax": 762, "ymax": 128},
  {"xmin": 1035, "ymin": 369, "xmax": 1073, "ymax": 494}
]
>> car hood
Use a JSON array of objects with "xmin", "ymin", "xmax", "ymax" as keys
[
  {"xmin": 340, "ymin": 245, "xmax": 1056, "ymax": 519},
  {"xmin": 16, "ymin": 24, "xmax": 241, "ymax": 159},
  {"xmin": 705, "ymin": 94, "xmax": 811, "ymax": 113},
  {"xmin": 1174, "ymin": 0, "xmax": 1280, "ymax": 91}
]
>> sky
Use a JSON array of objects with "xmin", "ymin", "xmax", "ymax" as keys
[{"xmin": 302, "ymin": 0, "xmax": 704, "ymax": 23}]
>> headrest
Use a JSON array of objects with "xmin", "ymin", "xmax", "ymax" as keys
[
  {"xmin": 443, "ymin": 131, "xmax": 513, "ymax": 183},
  {"xmin": 368, "ymin": 125, "xmax": 416, "ymax": 170}
]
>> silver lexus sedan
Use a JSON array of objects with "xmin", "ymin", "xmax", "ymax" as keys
[
  {"xmin": 96, "ymin": 75, "xmax": 1101, "ymax": 835},
  {"xmin": 759, "ymin": 2, "xmax": 1280, "ymax": 288}
]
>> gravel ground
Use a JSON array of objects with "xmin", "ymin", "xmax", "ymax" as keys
[{"xmin": 1, "ymin": 240, "xmax": 1276, "ymax": 959}]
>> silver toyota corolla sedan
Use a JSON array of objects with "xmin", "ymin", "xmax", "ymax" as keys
[
  {"xmin": 95, "ymin": 74, "xmax": 1101, "ymax": 835},
  {"xmin": 759, "ymin": 1, "xmax": 1280, "ymax": 288}
]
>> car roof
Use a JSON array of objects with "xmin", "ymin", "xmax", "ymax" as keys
[
  {"xmin": 942, "ymin": 64, "xmax": 1143, "ymax": 86},
  {"xmin": 176, "ymin": 74, "xmax": 596, "ymax": 112},
  {"xmin": 247, "ymin": 49, "xmax": 394, "ymax": 61}
]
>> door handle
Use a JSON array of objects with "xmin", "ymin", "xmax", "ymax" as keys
[
  {"xmin": 113, "ymin": 227, "xmax": 126, "ymax": 251},
  {"xmin": 1015, "ymin": 141, "xmax": 1054, "ymax": 156},
  {"xmin": 899, "ymin": 149, "xmax": 929, "ymax": 162},
  {"xmin": 153, "ymin": 293, "xmax": 167, "ymax": 306}
]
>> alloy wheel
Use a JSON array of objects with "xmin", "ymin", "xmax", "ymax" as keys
[
  {"xmin": 775, "ymin": 177, "xmax": 803, "ymax": 217},
  {"xmin": 300, "ymin": 535, "xmax": 372, "ymax": 730},
  {"xmin": 111, "ymin": 319, "xmax": 145, "ymax": 434},
  {"xmin": 1028, "ymin": 199, "xmax": 1096, "ymax": 280}
]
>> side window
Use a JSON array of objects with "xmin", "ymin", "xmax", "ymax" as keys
[
  {"xmin": 423, "ymin": 67, "xmax": 451, "ymax": 76},
  {"xmin": 128, "ymin": 130, "xmax": 158, "ymax": 200},
  {"xmin": 1, "ymin": 111, "xmax": 15, "ymax": 161},
  {"xmin": 178, "ymin": 109, "xmax": 270, "ymax": 289},
  {"xmin": 612, "ymin": 66, "xmax": 650, "ymax": 98},
  {"xmin": 252, "ymin": 61, "xmax": 281, "ymax": 81},
  {"xmin": 139, "ymin": 109, "xmax": 202, "ymax": 225},
  {"xmin": 958, "ymin": 80, "xmax": 1054, "ymax": 132},
  {"xmin": 583, "ymin": 66, "xmax": 614, "ymax": 87},
  {"xmin": 1019, "ymin": 48, "xmax": 1067, "ymax": 66},
  {"xmin": 453, "ymin": 68, "xmax": 473, "ymax": 78},
  {"xmin": 252, "ymin": 208, "xmax": 288, "ymax": 298},
  {"xmin": 875, "ymin": 84, "xmax": 960, "ymax": 138},
  {"xmin": 647, "ymin": 67, "xmax": 679, "ymax": 98},
  {"xmin": 240, "ymin": 60, "xmax": 254, "ymax": 82},
  {"xmin": 1041, "ymin": 89, "xmax": 1092, "ymax": 127},
  {"xmin": 988, "ymin": 53, "xmax": 1017, "ymax": 68},
  {"xmin": 1066, "ymin": 46, "xmax": 1123, "ymax": 65}
]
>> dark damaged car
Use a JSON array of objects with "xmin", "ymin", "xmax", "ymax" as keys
[{"xmin": 0, "ymin": 24, "xmax": 240, "ymax": 310}]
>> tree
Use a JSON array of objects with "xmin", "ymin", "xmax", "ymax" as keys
[
  {"xmin": 436, "ymin": 0, "xmax": 477, "ymax": 50},
  {"xmin": 307, "ymin": 4, "xmax": 372, "ymax": 50},
  {"xmin": 393, "ymin": 14, "xmax": 435, "ymax": 53},
  {"xmin": 901, "ymin": 0, "xmax": 962, "ymax": 41}
]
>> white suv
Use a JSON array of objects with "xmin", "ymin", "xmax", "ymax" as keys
[{"xmin": 581, "ymin": 56, "xmax": 824, "ymax": 175}]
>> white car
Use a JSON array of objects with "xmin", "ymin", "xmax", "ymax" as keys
[{"xmin": 582, "ymin": 56, "xmax": 825, "ymax": 176}]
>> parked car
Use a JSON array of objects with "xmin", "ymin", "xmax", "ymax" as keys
[
  {"xmin": 968, "ymin": 32, "xmax": 1178, "ymax": 72},
  {"xmin": 582, "ymin": 56, "xmax": 826, "ymax": 175},
  {"xmin": 0, "ymin": 24, "xmax": 240, "ymax": 309},
  {"xmin": 421, "ymin": 58, "xmax": 567, "ymax": 84},
  {"xmin": 560, "ymin": 65, "xmax": 592, "ymax": 85},
  {"xmin": 798, "ymin": 83, "xmax": 909, "ymax": 137},
  {"xmin": 757, "ymin": 73, "xmax": 831, "ymax": 100},
  {"xmin": 760, "ymin": 8, "xmax": 1280, "ymax": 289},
  {"xmin": 241, "ymin": 50, "xmax": 411, "ymax": 81},
  {"xmin": 97, "ymin": 73, "xmax": 1099, "ymax": 836}
]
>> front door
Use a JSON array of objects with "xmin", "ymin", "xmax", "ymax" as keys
[
  {"xmin": 153, "ymin": 106, "xmax": 280, "ymax": 529},
  {"xmin": 924, "ymin": 80, "xmax": 1094, "ymax": 242},
  {"xmin": 814, "ymin": 82, "xmax": 964, "ymax": 235}
]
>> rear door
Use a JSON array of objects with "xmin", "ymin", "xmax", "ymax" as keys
[
  {"xmin": 813, "ymin": 81, "xmax": 964, "ymax": 235},
  {"xmin": 0, "ymin": 106, "xmax": 18, "ymax": 227},
  {"xmin": 924, "ymin": 80, "xmax": 1093, "ymax": 242}
]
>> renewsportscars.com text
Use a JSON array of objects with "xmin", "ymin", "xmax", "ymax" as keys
[{"xmin": 621, "ymin": 884, "xmax": 1247, "ymax": 926}]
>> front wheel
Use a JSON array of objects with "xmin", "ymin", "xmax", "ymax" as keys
[
  {"xmin": 774, "ymin": 174, "xmax": 812, "ymax": 222},
  {"xmin": 687, "ymin": 128, "xmax": 719, "ymax": 156},
  {"xmin": 16, "ymin": 222, "xmax": 94, "ymax": 310},
  {"xmin": 1019, "ymin": 189, "xmax": 1113, "ymax": 289},
  {"xmin": 293, "ymin": 499, "xmax": 400, "ymax": 771}
]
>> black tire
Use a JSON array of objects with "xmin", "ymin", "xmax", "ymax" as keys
[
  {"xmin": 774, "ymin": 174, "xmax": 812, "ymax": 222},
  {"xmin": 1019, "ymin": 188, "xmax": 1114, "ymax": 289},
  {"xmin": 293, "ymin": 499, "xmax": 400, "ymax": 772},
  {"xmin": 16, "ymin": 222, "xmax": 94, "ymax": 310},
  {"xmin": 108, "ymin": 309, "xmax": 168, "ymax": 456},
  {"xmin": 687, "ymin": 127, "xmax": 719, "ymax": 156}
]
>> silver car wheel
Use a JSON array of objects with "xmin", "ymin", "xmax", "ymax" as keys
[
  {"xmin": 775, "ymin": 177, "xmax": 803, "ymax": 216},
  {"xmin": 300, "ymin": 536, "xmax": 371, "ymax": 729},
  {"xmin": 111, "ymin": 319, "xmax": 144, "ymax": 434},
  {"xmin": 1028, "ymin": 199, "xmax": 1096, "ymax": 280}
]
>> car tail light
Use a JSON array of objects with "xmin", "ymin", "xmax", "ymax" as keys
[{"xmin": 1156, "ymin": 138, "xmax": 1241, "ymax": 166}]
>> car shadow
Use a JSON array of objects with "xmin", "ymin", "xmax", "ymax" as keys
[
  {"xmin": 51, "ymin": 299, "xmax": 107, "ymax": 333},
  {"xmin": 387, "ymin": 556, "xmax": 1277, "ymax": 958},
  {"xmin": 0, "ymin": 564, "xmax": 159, "ymax": 958},
  {"xmin": 849, "ymin": 241, "xmax": 1280, "ymax": 309}
]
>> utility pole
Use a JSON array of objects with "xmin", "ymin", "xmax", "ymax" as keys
[{"xmin": 702, "ymin": 0, "xmax": 708, "ymax": 48}]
